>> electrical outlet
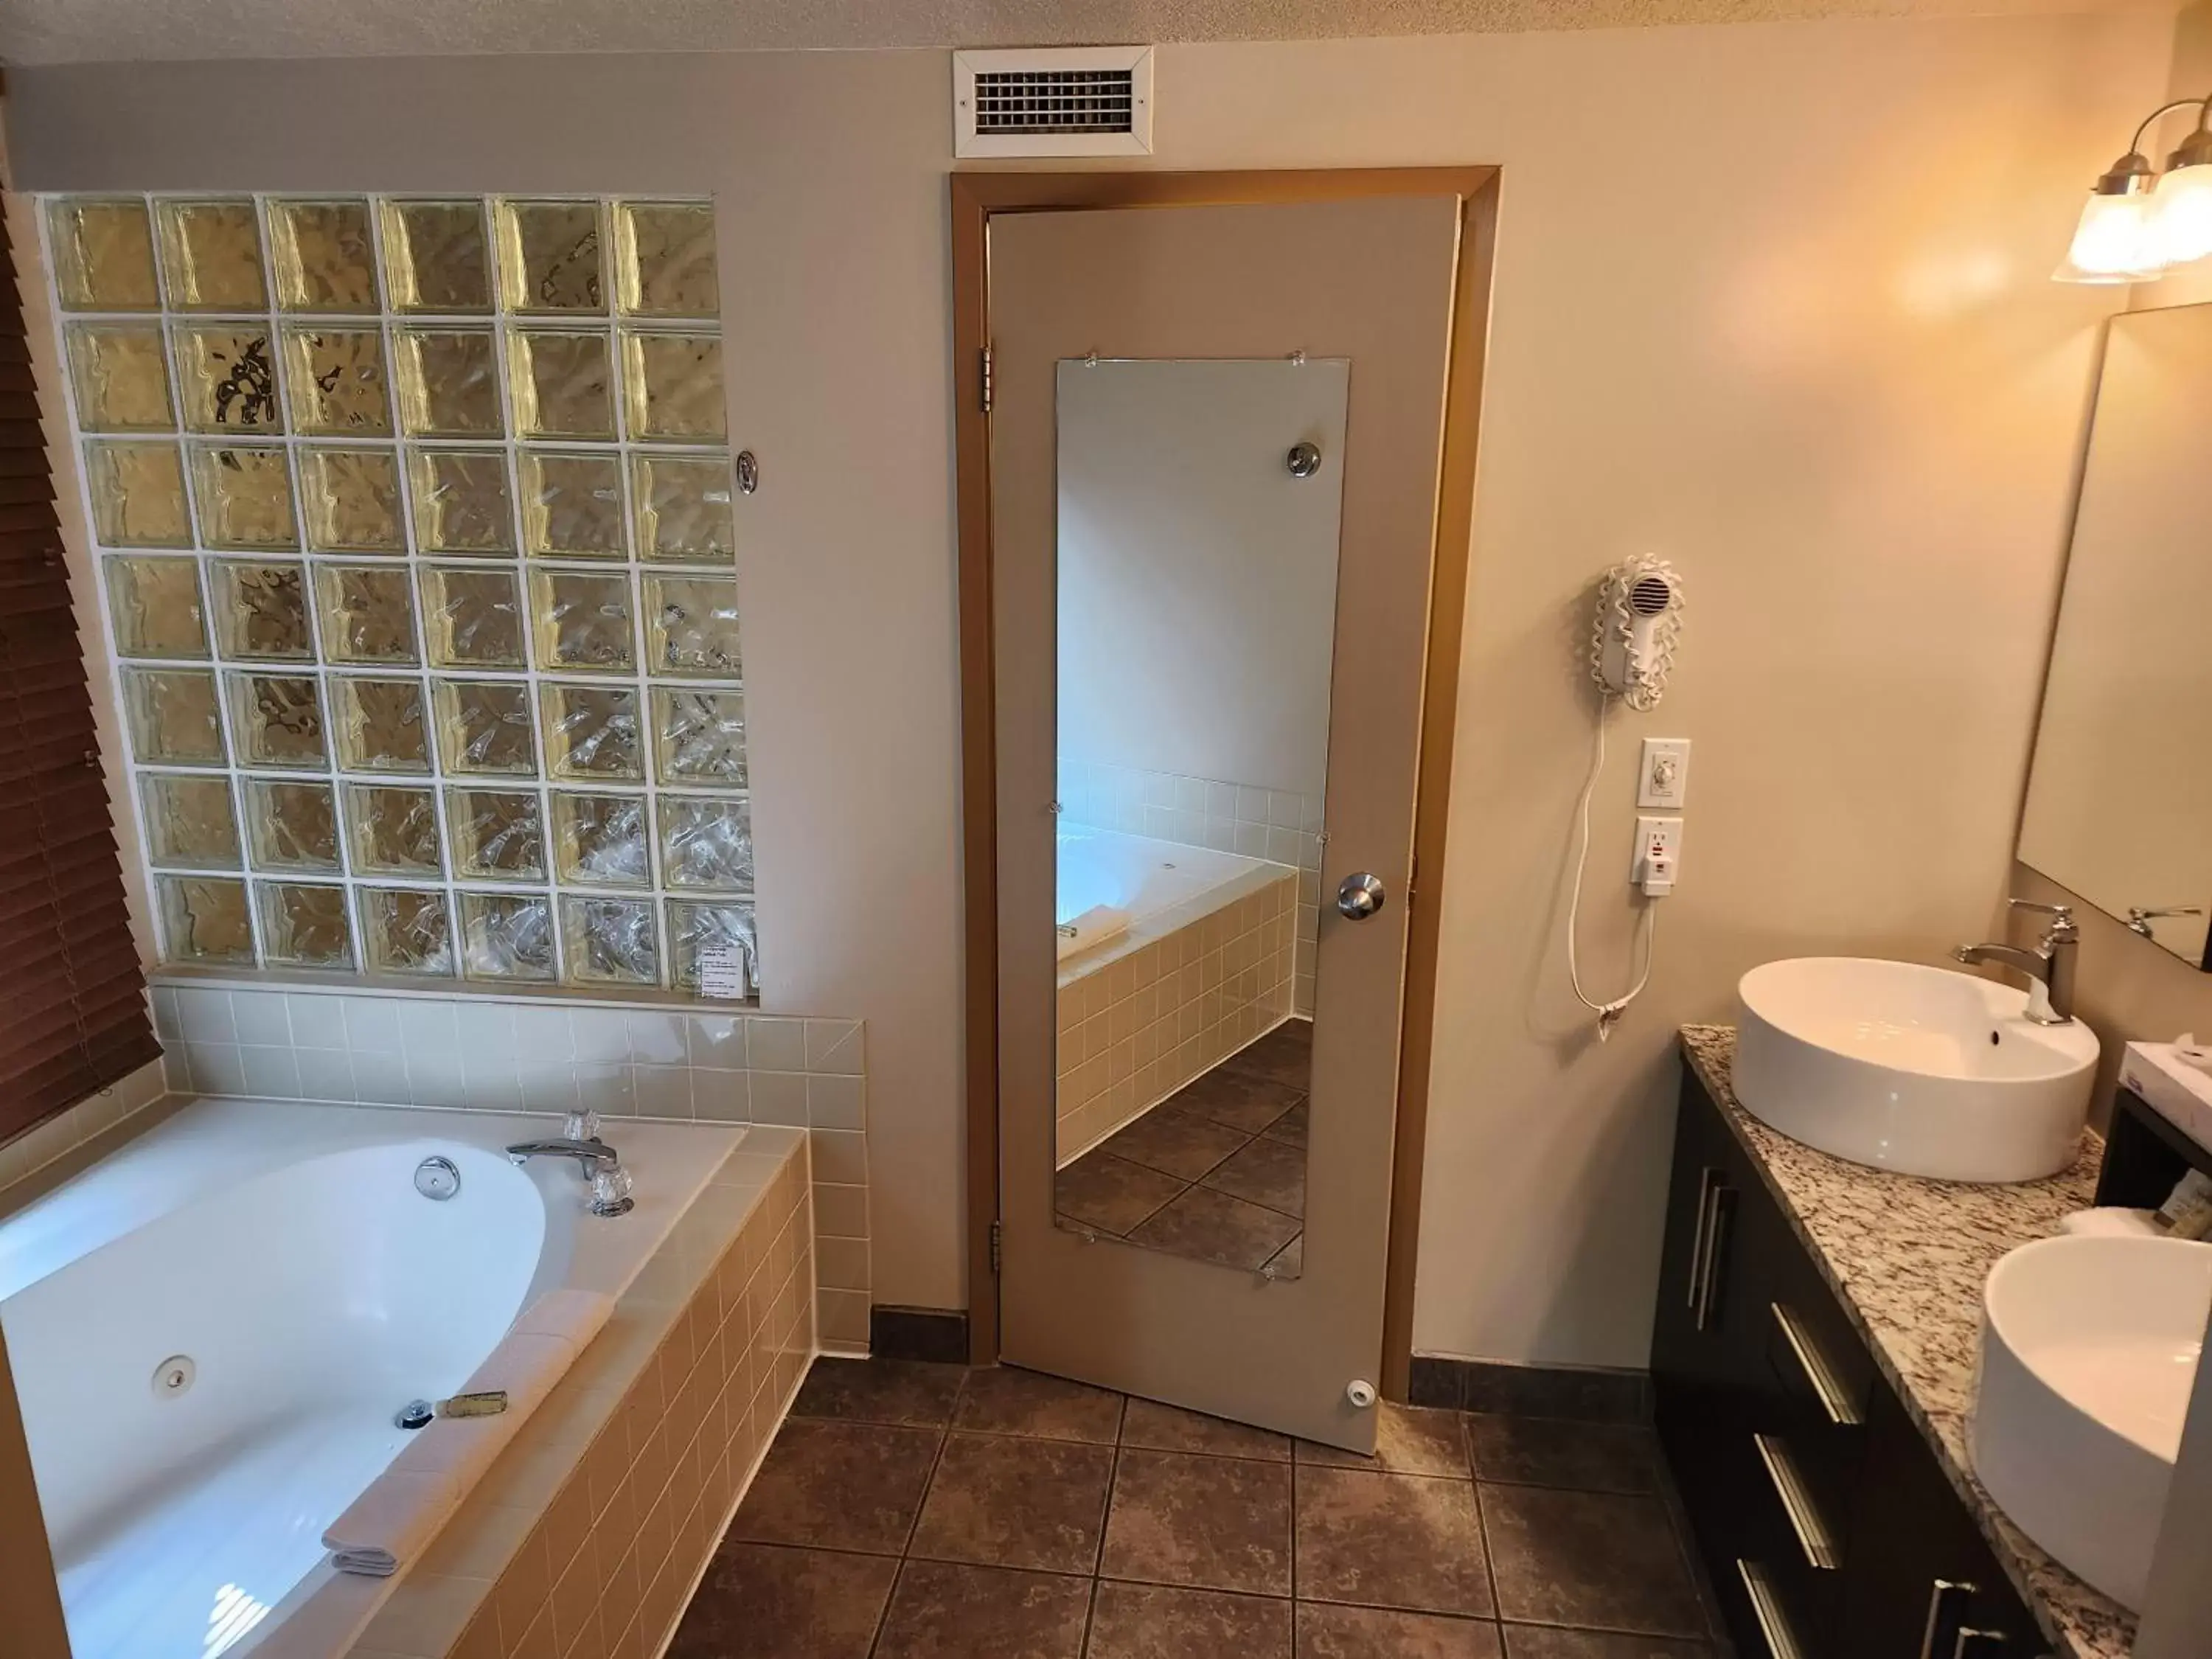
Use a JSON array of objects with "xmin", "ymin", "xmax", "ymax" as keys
[
  {"xmin": 1633, "ymin": 815, "xmax": 1684, "ymax": 893},
  {"xmin": 1637, "ymin": 738, "xmax": 1691, "ymax": 809}
]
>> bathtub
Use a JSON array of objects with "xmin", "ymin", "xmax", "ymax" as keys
[
  {"xmin": 1054, "ymin": 825, "xmax": 1298, "ymax": 1163},
  {"xmin": 0, "ymin": 1096, "xmax": 747, "ymax": 1659}
]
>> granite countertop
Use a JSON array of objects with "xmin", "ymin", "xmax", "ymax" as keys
[{"xmin": 1678, "ymin": 1024, "xmax": 2135, "ymax": 1659}]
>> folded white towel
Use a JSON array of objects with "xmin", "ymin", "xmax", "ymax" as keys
[
  {"xmin": 1056, "ymin": 904, "xmax": 1130, "ymax": 962},
  {"xmin": 324, "ymin": 1288, "xmax": 614, "ymax": 1577}
]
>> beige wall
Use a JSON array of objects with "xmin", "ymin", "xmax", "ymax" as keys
[{"xmin": 3, "ymin": 13, "xmax": 2177, "ymax": 1358}]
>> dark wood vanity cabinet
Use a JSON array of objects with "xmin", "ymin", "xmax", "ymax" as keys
[{"xmin": 1652, "ymin": 1064, "xmax": 2052, "ymax": 1659}]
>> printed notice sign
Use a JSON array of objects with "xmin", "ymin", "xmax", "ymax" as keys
[{"xmin": 697, "ymin": 946, "xmax": 750, "ymax": 1001}]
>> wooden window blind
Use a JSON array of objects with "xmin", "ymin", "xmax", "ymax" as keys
[{"xmin": 0, "ymin": 205, "xmax": 161, "ymax": 1140}]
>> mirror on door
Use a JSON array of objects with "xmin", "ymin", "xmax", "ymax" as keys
[
  {"xmin": 2018, "ymin": 301, "xmax": 2212, "ymax": 967},
  {"xmin": 1048, "ymin": 357, "xmax": 1346, "ymax": 1279}
]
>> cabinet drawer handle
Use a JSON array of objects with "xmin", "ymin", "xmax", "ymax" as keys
[
  {"xmin": 1771, "ymin": 1301, "xmax": 1864, "ymax": 1427},
  {"xmin": 1953, "ymin": 1631, "xmax": 2010, "ymax": 1658},
  {"xmin": 1753, "ymin": 1432, "xmax": 1839, "ymax": 1571},
  {"xmin": 1686, "ymin": 1166, "xmax": 1721, "ymax": 1309},
  {"xmin": 1696, "ymin": 1185, "xmax": 1735, "ymax": 1332},
  {"xmin": 1919, "ymin": 1579, "xmax": 1978, "ymax": 1659},
  {"xmin": 1735, "ymin": 1559, "xmax": 1807, "ymax": 1659}
]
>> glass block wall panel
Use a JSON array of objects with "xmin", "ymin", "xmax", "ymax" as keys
[
  {"xmin": 381, "ymin": 200, "xmax": 493, "ymax": 316},
  {"xmin": 508, "ymin": 329, "xmax": 615, "ymax": 441},
  {"xmin": 393, "ymin": 327, "xmax": 503, "ymax": 437},
  {"xmin": 156, "ymin": 199, "xmax": 267, "ymax": 313},
  {"xmin": 267, "ymin": 199, "xmax": 379, "ymax": 313},
  {"xmin": 621, "ymin": 330, "xmax": 726, "ymax": 443},
  {"xmin": 243, "ymin": 779, "xmax": 341, "ymax": 872},
  {"xmin": 614, "ymin": 201, "xmax": 719, "ymax": 319},
  {"xmin": 359, "ymin": 886, "xmax": 453, "ymax": 975},
  {"xmin": 299, "ymin": 448, "xmax": 407, "ymax": 554},
  {"xmin": 314, "ymin": 563, "xmax": 419, "ymax": 665},
  {"xmin": 86, "ymin": 442, "xmax": 193, "ymax": 549},
  {"xmin": 408, "ymin": 448, "xmax": 515, "ymax": 556},
  {"xmin": 123, "ymin": 667, "xmax": 226, "ymax": 766},
  {"xmin": 66, "ymin": 321, "xmax": 173, "ymax": 431},
  {"xmin": 105, "ymin": 555, "xmax": 208, "ymax": 658},
  {"xmin": 191, "ymin": 446, "xmax": 298, "ymax": 550},
  {"xmin": 420, "ymin": 566, "xmax": 526, "ymax": 668},
  {"xmin": 631, "ymin": 453, "xmax": 734, "ymax": 563},
  {"xmin": 333, "ymin": 676, "xmax": 432, "ymax": 774},
  {"xmin": 209, "ymin": 560, "xmax": 313, "ymax": 661},
  {"xmin": 54, "ymin": 193, "xmax": 749, "ymax": 990},
  {"xmin": 529, "ymin": 568, "xmax": 635, "ymax": 674},
  {"xmin": 520, "ymin": 451, "xmax": 625, "ymax": 559},
  {"xmin": 281, "ymin": 326, "xmax": 392, "ymax": 437},
  {"xmin": 49, "ymin": 198, "xmax": 161, "ymax": 311},
  {"xmin": 552, "ymin": 790, "xmax": 651, "ymax": 888},
  {"xmin": 346, "ymin": 783, "xmax": 443, "ymax": 876},
  {"xmin": 496, "ymin": 200, "xmax": 605, "ymax": 314},
  {"xmin": 158, "ymin": 875, "xmax": 256, "ymax": 964},
  {"xmin": 174, "ymin": 323, "xmax": 281, "ymax": 433},
  {"xmin": 446, "ymin": 787, "xmax": 546, "ymax": 883},
  {"xmin": 258, "ymin": 881, "xmax": 355, "ymax": 967},
  {"xmin": 461, "ymin": 891, "xmax": 556, "ymax": 981},
  {"xmin": 140, "ymin": 772, "xmax": 241, "ymax": 869}
]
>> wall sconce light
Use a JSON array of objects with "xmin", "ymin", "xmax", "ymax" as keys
[{"xmin": 2056, "ymin": 95, "xmax": 2212, "ymax": 283}]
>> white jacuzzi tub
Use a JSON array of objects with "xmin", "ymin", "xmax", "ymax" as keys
[
  {"xmin": 1054, "ymin": 824, "xmax": 1284, "ymax": 966},
  {"xmin": 0, "ymin": 1096, "xmax": 745, "ymax": 1659}
]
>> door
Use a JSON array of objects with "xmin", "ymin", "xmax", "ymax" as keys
[{"xmin": 990, "ymin": 195, "xmax": 1465, "ymax": 1450}]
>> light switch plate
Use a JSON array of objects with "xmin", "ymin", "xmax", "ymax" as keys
[{"xmin": 1638, "ymin": 738, "xmax": 1691, "ymax": 809}]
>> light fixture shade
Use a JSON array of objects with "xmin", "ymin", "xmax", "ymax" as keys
[
  {"xmin": 2152, "ymin": 162, "xmax": 2212, "ymax": 265},
  {"xmin": 2053, "ymin": 189, "xmax": 2168, "ymax": 283}
]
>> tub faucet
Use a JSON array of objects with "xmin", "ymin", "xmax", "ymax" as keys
[
  {"xmin": 507, "ymin": 1112, "xmax": 633, "ymax": 1216},
  {"xmin": 1953, "ymin": 899, "xmax": 2079, "ymax": 1026}
]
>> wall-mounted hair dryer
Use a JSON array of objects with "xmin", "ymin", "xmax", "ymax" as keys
[{"xmin": 1590, "ymin": 556, "xmax": 1685, "ymax": 712}]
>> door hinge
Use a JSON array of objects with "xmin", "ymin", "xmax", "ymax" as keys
[
  {"xmin": 990, "ymin": 1217, "xmax": 1003, "ymax": 1275},
  {"xmin": 981, "ymin": 345, "xmax": 994, "ymax": 414}
]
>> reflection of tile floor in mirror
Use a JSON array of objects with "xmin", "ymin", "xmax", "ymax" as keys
[
  {"xmin": 1055, "ymin": 1020, "xmax": 1310, "ymax": 1274},
  {"xmin": 672, "ymin": 1357, "xmax": 1722, "ymax": 1658}
]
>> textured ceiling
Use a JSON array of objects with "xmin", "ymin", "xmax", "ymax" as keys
[{"xmin": 0, "ymin": 0, "xmax": 2162, "ymax": 66}]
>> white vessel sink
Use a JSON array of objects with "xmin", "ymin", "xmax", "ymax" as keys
[
  {"xmin": 1733, "ymin": 957, "xmax": 2097, "ymax": 1183},
  {"xmin": 1973, "ymin": 1235, "xmax": 2212, "ymax": 1610}
]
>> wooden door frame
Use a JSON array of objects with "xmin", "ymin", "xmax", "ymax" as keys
[{"xmin": 953, "ymin": 167, "xmax": 1499, "ymax": 1398}]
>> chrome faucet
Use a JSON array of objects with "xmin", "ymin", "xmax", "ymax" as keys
[
  {"xmin": 507, "ymin": 1111, "xmax": 633, "ymax": 1216},
  {"xmin": 1953, "ymin": 899, "xmax": 2080, "ymax": 1026}
]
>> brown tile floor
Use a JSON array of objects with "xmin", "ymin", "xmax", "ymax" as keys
[
  {"xmin": 669, "ymin": 1359, "xmax": 1723, "ymax": 1659},
  {"xmin": 1055, "ymin": 1020, "xmax": 1310, "ymax": 1274}
]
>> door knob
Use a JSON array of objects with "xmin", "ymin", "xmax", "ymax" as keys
[{"xmin": 1337, "ymin": 872, "xmax": 1386, "ymax": 920}]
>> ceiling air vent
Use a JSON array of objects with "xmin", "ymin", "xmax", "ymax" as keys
[{"xmin": 953, "ymin": 47, "xmax": 1154, "ymax": 159}]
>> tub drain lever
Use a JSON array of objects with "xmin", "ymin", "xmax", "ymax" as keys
[{"xmin": 396, "ymin": 1390, "xmax": 509, "ymax": 1430}]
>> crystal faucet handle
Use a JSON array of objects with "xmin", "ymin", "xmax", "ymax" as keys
[
  {"xmin": 564, "ymin": 1110, "xmax": 602, "ymax": 1143},
  {"xmin": 589, "ymin": 1165, "xmax": 634, "ymax": 1217}
]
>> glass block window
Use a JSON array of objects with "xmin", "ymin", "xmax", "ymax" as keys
[{"xmin": 47, "ymin": 194, "xmax": 757, "ymax": 995}]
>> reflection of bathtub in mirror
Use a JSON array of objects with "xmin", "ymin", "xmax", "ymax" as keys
[{"xmin": 1053, "ymin": 824, "xmax": 1298, "ymax": 1168}]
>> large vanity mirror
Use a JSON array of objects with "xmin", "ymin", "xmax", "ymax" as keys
[
  {"xmin": 2020, "ymin": 300, "xmax": 2212, "ymax": 967},
  {"xmin": 1049, "ymin": 357, "xmax": 1343, "ymax": 1278}
]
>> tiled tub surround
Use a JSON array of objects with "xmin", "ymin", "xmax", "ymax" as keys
[
  {"xmin": 44, "ymin": 192, "xmax": 755, "ymax": 994},
  {"xmin": 1054, "ymin": 864, "xmax": 1297, "ymax": 1167},
  {"xmin": 325, "ymin": 1123, "xmax": 816, "ymax": 1659},
  {"xmin": 1057, "ymin": 757, "xmax": 1322, "ymax": 1017},
  {"xmin": 1679, "ymin": 1025, "xmax": 2132, "ymax": 1659},
  {"xmin": 151, "ymin": 979, "xmax": 871, "ymax": 1349}
]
